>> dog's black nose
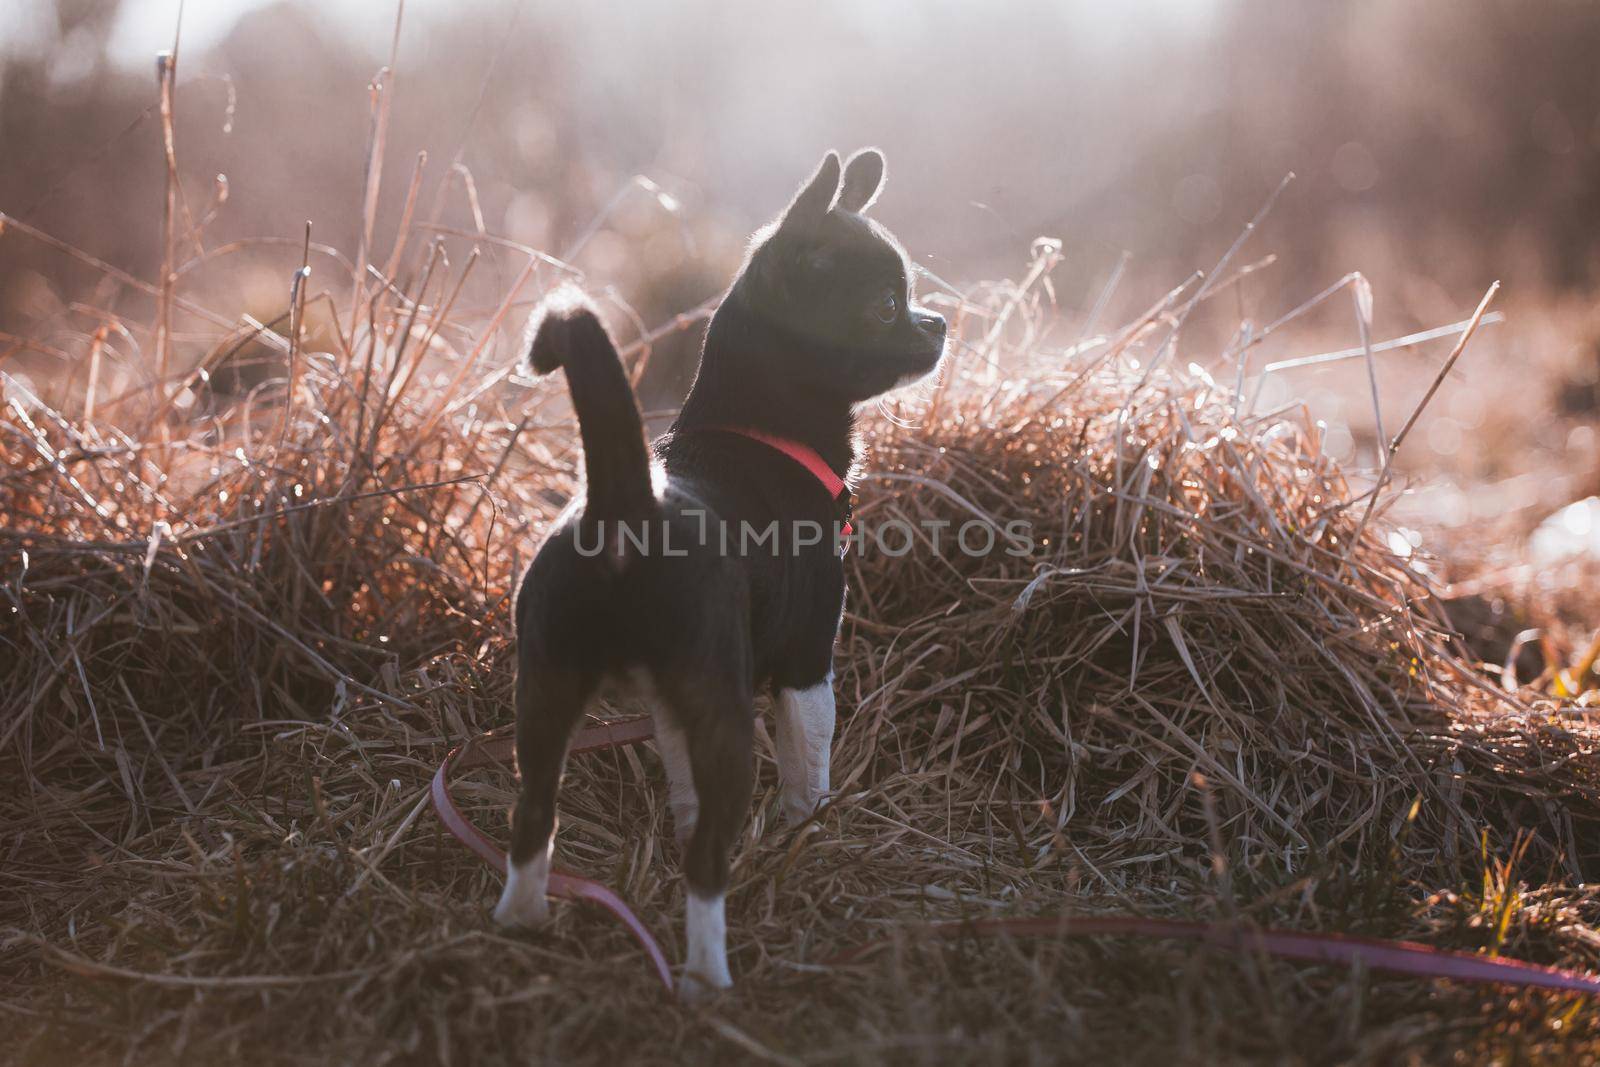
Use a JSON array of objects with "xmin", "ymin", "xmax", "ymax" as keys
[{"xmin": 914, "ymin": 310, "xmax": 946, "ymax": 340}]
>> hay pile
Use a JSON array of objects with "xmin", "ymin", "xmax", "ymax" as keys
[{"xmin": 5, "ymin": 203, "xmax": 1600, "ymax": 1062}]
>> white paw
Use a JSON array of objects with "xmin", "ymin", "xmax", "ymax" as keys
[
  {"xmin": 781, "ymin": 791, "xmax": 822, "ymax": 828},
  {"xmin": 493, "ymin": 880, "xmax": 550, "ymax": 927},
  {"xmin": 678, "ymin": 966, "xmax": 733, "ymax": 1003},
  {"xmin": 493, "ymin": 850, "xmax": 552, "ymax": 927},
  {"xmin": 682, "ymin": 891, "xmax": 731, "ymax": 1001}
]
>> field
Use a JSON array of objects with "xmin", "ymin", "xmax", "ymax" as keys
[{"xmin": 6, "ymin": 9, "xmax": 1600, "ymax": 1064}]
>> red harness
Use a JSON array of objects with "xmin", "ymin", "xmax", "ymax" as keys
[{"xmin": 706, "ymin": 425, "xmax": 856, "ymax": 546}]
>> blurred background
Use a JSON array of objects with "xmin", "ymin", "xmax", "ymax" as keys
[{"xmin": 4, "ymin": 0, "xmax": 1600, "ymax": 539}]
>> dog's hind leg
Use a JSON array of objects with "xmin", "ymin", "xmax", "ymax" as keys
[
  {"xmin": 495, "ymin": 662, "xmax": 586, "ymax": 927},
  {"xmin": 657, "ymin": 675, "xmax": 753, "ymax": 999},
  {"xmin": 774, "ymin": 676, "xmax": 836, "ymax": 826}
]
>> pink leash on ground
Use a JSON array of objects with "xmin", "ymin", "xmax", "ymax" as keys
[
  {"xmin": 430, "ymin": 720, "xmax": 1600, "ymax": 999},
  {"xmin": 430, "ymin": 717, "xmax": 676, "ymax": 991}
]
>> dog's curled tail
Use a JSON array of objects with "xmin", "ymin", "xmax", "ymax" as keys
[{"xmin": 524, "ymin": 288, "xmax": 655, "ymax": 518}]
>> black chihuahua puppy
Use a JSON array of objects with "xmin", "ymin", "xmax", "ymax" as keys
[{"xmin": 494, "ymin": 148, "xmax": 946, "ymax": 997}]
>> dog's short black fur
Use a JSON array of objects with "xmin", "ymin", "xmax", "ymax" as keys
[{"xmin": 501, "ymin": 148, "xmax": 944, "ymax": 990}]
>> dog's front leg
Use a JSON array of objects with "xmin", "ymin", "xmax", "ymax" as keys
[
  {"xmin": 774, "ymin": 676, "xmax": 836, "ymax": 826},
  {"xmin": 652, "ymin": 714, "xmax": 699, "ymax": 848}
]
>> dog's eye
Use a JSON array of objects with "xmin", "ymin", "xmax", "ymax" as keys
[{"xmin": 873, "ymin": 292, "xmax": 898, "ymax": 324}]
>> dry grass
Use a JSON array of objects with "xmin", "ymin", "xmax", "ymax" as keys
[{"xmin": 5, "ymin": 53, "xmax": 1600, "ymax": 1065}]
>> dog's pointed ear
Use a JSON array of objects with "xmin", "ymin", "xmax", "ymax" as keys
[
  {"xmin": 836, "ymin": 148, "xmax": 885, "ymax": 213},
  {"xmin": 779, "ymin": 150, "xmax": 841, "ymax": 233}
]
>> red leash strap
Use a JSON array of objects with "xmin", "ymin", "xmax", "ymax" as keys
[
  {"xmin": 827, "ymin": 915, "xmax": 1600, "ymax": 997},
  {"xmin": 429, "ymin": 716, "xmax": 674, "ymax": 992},
  {"xmin": 432, "ymin": 726, "xmax": 1600, "ymax": 1000}
]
